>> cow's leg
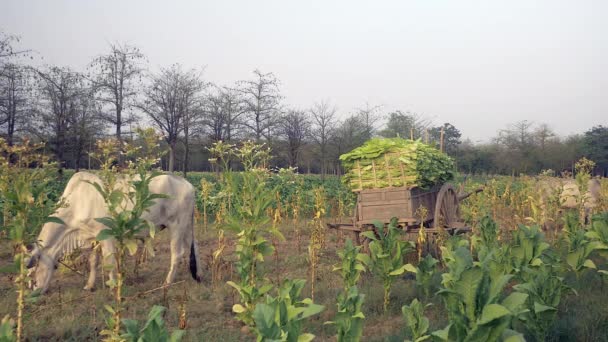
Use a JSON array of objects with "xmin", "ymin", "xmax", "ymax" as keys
[
  {"xmin": 100, "ymin": 239, "xmax": 117, "ymax": 283},
  {"xmin": 84, "ymin": 249, "xmax": 99, "ymax": 291},
  {"xmin": 165, "ymin": 234, "xmax": 186, "ymax": 284}
]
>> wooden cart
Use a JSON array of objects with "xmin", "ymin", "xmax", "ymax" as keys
[{"xmin": 328, "ymin": 183, "xmax": 481, "ymax": 246}]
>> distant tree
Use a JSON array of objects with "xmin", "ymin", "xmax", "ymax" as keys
[
  {"xmin": 69, "ymin": 86, "xmax": 105, "ymax": 170},
  {"xmin": 355, "ymin": 103, "xmax": 382, "ymax": 139},
  {"xmin": 429, "ymin": 123, "xmax": 462, "ymax": 155},
  {"xmin": 202, "ymin": 88, "xmax": 226, "ymax": 142},
  {"xmin": 533, "ymin": 123, "xmax": 555, "ymax": 151},
  {"xmin": 582, "ymin": 125, "xmax": 608, "ymax": 175},
  {"xmin": 379, "ymin": 110, "xmax": 431, "ymax": 139},
  {"xmin": 238, "ymin": 70, "xmax": 281, "ymax": 141},
  {"xmin": 202, "ymin": 85, "xmax": 245, "ymax": 142},
  {"xmin": 138, "ymin": 64, "xmax": 203, "ymax": 173},
  {"xmin": 0, "ymin": 31, "xmax": 30, "ymax": 62},
  {"xmin": 279, "ymin": 109, "xmax": 310, "ymax": 167},
  {"xmin": 220, "ymin": 86, "xmax": 246, "ymax": 141},
  {"xmin": 454, "ymin": 140, "xmax": 498, "ymax": 174},
  {"xmin": 89, "ymin": 43, "xmax": 146, "ymax": 141},
  {"xmin": 0, "ymin": 63, "xmax": 31, "ymax": 145},
  {"xmin": 497, "ymin": 120, "xmax": 535, "ymax": 173},
  {"xmin": 33, "ymin": 66, "xmax": 83, "ymax": 169},
  {"xmin": 330, "ymin": 114, "xmax": 369, "ymax": 174},
  {"xmin": 310, "ymin": 100, "xmax": 337, "ymax": 179}
]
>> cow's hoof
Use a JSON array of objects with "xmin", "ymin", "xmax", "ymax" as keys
[{"xmin": 83, "ymin": 286, "xmax": 95, "ymax": 292}]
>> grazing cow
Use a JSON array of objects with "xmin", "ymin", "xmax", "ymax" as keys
[
  {"xmin": 538, "ymin": 177, "xmax": 602, "ymax": 225},
  {"xmin": 27, "ymin": 171, "xmax": 201, "ymax": 293}
]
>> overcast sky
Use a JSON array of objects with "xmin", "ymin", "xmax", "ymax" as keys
[{"xmin": 2, "ymin": 0, "xmax": 606, "ymax": 142}]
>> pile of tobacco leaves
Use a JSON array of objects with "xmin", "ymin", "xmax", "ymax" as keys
[{"xmin": 339, "ymin": 137, "xmax": 455, "ymax": 191}]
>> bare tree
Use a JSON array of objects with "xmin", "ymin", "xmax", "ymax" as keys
[
  {"xmin": 89, "ymin": 43, "xmax": 145, "ymax": 141},
  {"xmin": 69, "ymin": 86, "xmax": 105, "ymax": 170},
  {"xmin": 33, "ymin": 66, "xmax": 83, "ymax": 169},
  {"xmin": 202, "ymin": 86, "xmax": 228, "ymax": 142},
  {"xmin": 534, "ymin": 123, "xmax": 555, "ymax": 151},
  {"xmin": 220, "ymin": 86, "xmax": 246, "ymax": 141},
  {"xmin": 238, "ymin": 69, "xmax": 281, "ymax": 141},
  {"xmin": 0, "ymin": 31, "xmax": 30, "ymax": 62},
  {"xmin": 202, "ymin": 85, "xmax": 246, "ymax": 142},
  {"xmin": 330, "ymin": 114, "xmax": 368, "ymax": 173},
  {"xmin": 0, "ymin": 63, "xmax": 31, "ymax": 145},
  {"xmin": 138, "ymin": 64, "xmax": 203, "ymax": 173},
  {"xmin": 355, "ymin": 102, "xmax": 382, "ymax": 139},
  {"xmin": 279, "ymin": 109, "xmax": 310, "ymax": 168},
  {"xmin": 310, "ymin": 100, "xmax": 337, "ymax": 179}
]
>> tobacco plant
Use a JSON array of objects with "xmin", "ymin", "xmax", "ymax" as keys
[
  {"xmin": 252, "ymin": 279, "xmax": 324, "ymax": 342},
  {"xmin": 435, "ymin": 247, "xmax": 528, "ymax": 342},
  {"xmin": 513, "ymin": 265, "xmax": 570, "ymax": 342},
  {"xmin": 402, "ymin": 298, "xmax": 431, "ymax": 342},
  {"xmin": 585, "ymin": 212, "xmax": 608, "ymax": 260},
  {"xmin": 415, "ymin": 254, "xmax": 439, "ymax": 299},
  {"xmin": 562, "ymin": 212, "xmax": 599, "ymax": 278},
  {"xmin": 0, "ymin": 139, "xmax": 63, "ymax": 342},
  {"xmin": 90, "ymin": 130, "xmax": 168, "ymax": 341},
  {"xmin": 327, "ymin": 239, "xmax": 369, "ymax": 342},
  {"xmin": 361, "ymin": 218, "xmax": 416, "ymax": 312},
  {"xmin": 308, "ymin": 186, "xmax": 326, "ymax": 301},
  {"xmin": 121, "ymin": 305, "xmax": 184, "ymax": 342},
  {"xmin": 226, "ymin": 172, "xmax": 280, "ymax": 326},
  {"xmin": 508, "ymin": 224, "xmax": 550, "ymax": 277}
]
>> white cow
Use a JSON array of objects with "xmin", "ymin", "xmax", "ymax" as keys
[
  {"xmin": 537, "ymin": 177, "xmax": 602, "ymax": 224},
  {"xmin": 27, "ymin": 171, "xmax": 201, "ymax": 293}
]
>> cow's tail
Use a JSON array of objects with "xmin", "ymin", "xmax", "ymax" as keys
[{"xmin": 189, "ymin": 208, "xmax": 202, "ymax": 282}]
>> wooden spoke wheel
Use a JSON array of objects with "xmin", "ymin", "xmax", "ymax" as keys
[{"xmin": 433, "ymin": 183, "xmax": 461, "ymax": 229}]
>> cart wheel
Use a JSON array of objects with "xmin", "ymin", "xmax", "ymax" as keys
[{"xmin": 433, "ymin": 183, "xmax": 460, "ymax": 229}]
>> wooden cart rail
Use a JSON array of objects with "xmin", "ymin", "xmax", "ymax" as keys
[{"xmin": 327, "ymin": 184, "xmax": 483, "ymax": 248}]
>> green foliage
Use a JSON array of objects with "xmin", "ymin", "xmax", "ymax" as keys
[
  {"xmin": 327, "ymin": 239, "xmax": 368, "ymax": 342},
  {"xmin": 332, "ymin": 239, "xmax": 369, "ymax": 290},
  {"xmin": 362, "ymin": 218, "xmax": 416, "ymax": 312},
  {"xmin": 402, "ymin": 299, "xmax": 431, "ymax": 342},
  {"xmin": 0, "ymin": 139, "xmax": 64, "ymax": 342},
  {"xmin": 513, "ymin": 266, "xmax": 569, "ymax": 342},
  {"xmin": 563, "ymin": 213, "xmax": 600, "ymax": 275},
  {"xmin": 415, "ymin": 254, "xmax": 439, "ymax": 299},
  {"xmin": 508, "ymin": 225, "xmax": 550, "ymax": 276},
  {"xmin": 329, "ymin": 286, "xmax": 366, "ymax": 342},
  {"xmin": 122, "ymin": 306, "xmax": 184, "ymax": 342},
  {"xmin": 252, "ymin": 279, "xmax": 324, "ymax": 342},
  {"xmin": 472, "ymin": 216, "xmax": 499, "ymax": 261},
  {"xmin": 225, "ymin": 172, "xmax": 281, "ymax": 326},
  {"xmin": 91, "ymin": 132, "xmax": 169, "ymax": 341},
  {"xmin": 586, "ymin": 212, "xmax": 608, "ymax": 259},
  {"xmin": 435, "ymin": 247, "xmax": 528, "ymax": 342},
  {"xmin": 0, "ymin": 315, "xmax": 15, "ymax": 342}
]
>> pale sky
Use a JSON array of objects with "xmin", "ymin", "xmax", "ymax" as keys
[{"xmin": 2, "ymin": 0, "xmax": 607, "ymax": 142}]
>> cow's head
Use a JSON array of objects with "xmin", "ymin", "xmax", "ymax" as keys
[{"xmin": 26, "ymin": 247, "xmax": 56, "ymax": 294}]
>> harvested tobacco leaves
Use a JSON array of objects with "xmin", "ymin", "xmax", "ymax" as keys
[{"xmin": 339, "ymin": 138, "xmax": 455, "ymax": 191}]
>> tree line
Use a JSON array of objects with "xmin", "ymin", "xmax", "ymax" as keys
[{"xmin": 1, "ymin": 31, "xmax": 606, "ymax": 177}]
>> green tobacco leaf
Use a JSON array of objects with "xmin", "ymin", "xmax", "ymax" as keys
[
  {"xmin": 533, "ymin": 302, "xmax": 556, "ymax": 314},
  {"xmin": 298, "ymin": 333, "xmax": 315, "ymax": 342},
  {"xmin": 501, "ymin": 292, "xmax": 528, "ymax": 315},
  {"xmin": 44, "ymin": 216, "xmax": 65, "ymax": 225},
  {"xmin": 583, "ymin": 259, "xmax": 597, "ymax": 269},
  {"xmin": 96, "ymin": 229, "xmax": 114, "ymax": 241},
  {"xmin": 478, "ymin": 304, "xmax": 511, "ymax": 325}
]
